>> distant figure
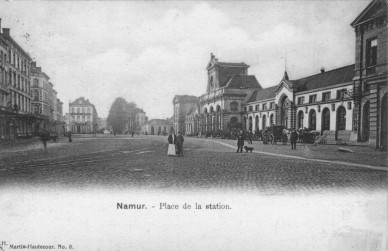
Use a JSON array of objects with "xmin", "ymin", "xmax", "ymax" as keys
[
  {"xmin": 167, "ymin": 132, "xmax": 176, "ymax": 156},
  {"xmin": 176, "ymin": 132, "xmax": 184, "ymax": 157},
  {"xmin": 290, "ymin": 128, "xmax": 298, "ymax": 150},
  {"xmin": 40, "ymin": 131, "xmax": 50, "ymax": 153},
  {"xmin": 131, "ymin": 131, "xmax": 135, "ymax": 137},
  {"xmin": 236, "ymin": 134, "xmax": 244, "ymax": 153},
  {"xmin": 68, "ymin": 131, "xmax": 72, "ymax": 142}
]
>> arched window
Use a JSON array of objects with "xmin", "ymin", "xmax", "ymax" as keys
[
  {"xmin": 262, "ymin": 115, "xmax": 267, "ymax": 129},
  {"xmin": 337, "ymin": 106, "xmax": 346, "ymax": 131},
  {"xmin": 280, "ymin": 96, "xmax": 290, "ymax": 128},
  {"xmin": 297, "ymin": 111, "xmax": 304, "ymax": 129},
  {"xmin": 255, "ymin": 115, "xmax": 259, "ymax": 131},
  {"xmin": 270, "ymin": 114, "xmax": 274, "ymax": 126},
  {"xmin": 309, "ymin": 110, "xmax": 316, "ymax": 130},
  {"xmin": 322, "ymin": 108, "xmax": 330, "ymax": 131}
]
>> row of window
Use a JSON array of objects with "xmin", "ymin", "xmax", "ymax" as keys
[
  {"xmin": 244, "ymin": 102, "xmax": 275, "ymax": 112},
  {"xmin": 297, "ymin": 89, "xmax": 348, "ymax": 105},
  {"xmin": 71, "ymin": 107, "xmax": 92, "ymax": 114},
  {"xmin": 71, "ymin": 115, "xmax": 91, "ymax": 122},
  {"xmin": 0, "ymin": 48, "xmax": 30, "ymax": 75}
]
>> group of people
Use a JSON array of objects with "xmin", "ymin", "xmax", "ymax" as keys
[
  {"xmin": 167, "ymin": 132, "xmax": 184, "ymax": 157},
  {"xmin": 236, "ymin": 128, "xmax": 299, "ymax": 152}
]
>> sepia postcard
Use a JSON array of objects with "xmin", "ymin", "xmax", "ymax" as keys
[{"xmin": 0, "ymin": 0, "xmax": 387, "ymax": 250}]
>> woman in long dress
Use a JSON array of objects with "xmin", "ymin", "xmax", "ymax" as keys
[{"xmin": 167, "ymin": 132, "xmax": 176, "ymax": 156}]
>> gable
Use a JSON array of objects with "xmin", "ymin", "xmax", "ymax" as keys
[
  {"xmin": 275, "ymin": 80, "xmax": 293, "ymax": 94},
  {"xmin": 351, "ymin": 0, "xmax": 386, "ymax": 27}
]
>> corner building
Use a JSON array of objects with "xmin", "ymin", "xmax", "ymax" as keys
[
  {"xmin": 0, "ymin": 22, "xmax": 33, "ymax": 140},
  {"xmin": 69, "ymin": 97, "xmax": 98, "ymax": 133}
]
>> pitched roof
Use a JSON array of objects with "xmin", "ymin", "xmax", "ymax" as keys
[
  {"xmin": 218, "ymin": 62, "xmax": 249, "ymax": 68},
  {"xmin": 70, "ymin": 97, "xmax": 95, "ymax": 106},
  {"xmin": 351, "ymin": 0, "xmax": 386, "ymax": 27},
  {"xmin": 223, "ymin": 74, "xmax": 262, "ymax": 89},
  {"xmin": 147, "ymin": 119, "xmax": 169, "ymax": 125},
  {"xmin": 247, "ymin": 86, "xmax": 277, "ymax": 102},
  {"xmin": 290, "ymin": 64, "xmax": 355, "ymax": 92},
  {"xmin": 173, "ymin": 95, "xmax": 198, "ymax": 103}
]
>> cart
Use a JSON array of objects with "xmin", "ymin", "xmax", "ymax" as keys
[{"xmin": 267, "ymin": 126, "xmax": 288, "ymax": 145}]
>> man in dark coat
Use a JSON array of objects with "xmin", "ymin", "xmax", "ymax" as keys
[
  {"xmin": 175, "ymin": 132, "xmax": 184, "ymax": 157},
  {"xmin": 40, "ymin": 131, "xmax": 50, "ymax": 153},
  {"xmin": 68, "ymin": 131, "xmax": 72, "ymax": 142},
  {"xmin": 290, "ymin": 128, "xmax": 298, "ymax": 150},
  {"xmin": 236, "ymin": 133, "xmax": 244, "ymax": 153}
]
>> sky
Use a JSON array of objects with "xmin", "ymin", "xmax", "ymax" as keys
[{"xmin": 0, "ymin": 1, "xmax": 369, "ymax": 119}]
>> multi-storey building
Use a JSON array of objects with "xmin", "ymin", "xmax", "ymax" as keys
[
  {"xmin": 351, "ymin": 0, "xmax": 387, "ymax": 149},
  {"xmin": 0, "ymin": 26, "xmax": 9, "ymax": 139},
  {"xmin": 0, "ymin": 21, "xmax": 33, "ymax": 139},
  {"xmin": 172, "ymin": 95, "xmax": 198, "ymax": 134},
  {"xmin": 30, "ymin": 62, "xmax": 52, "ymax": 132},
  {"xmin": 69, "ymin": 97, "xmax": 98, "ymax": 133},
  {"xmin": 177, "ymin": 0, "xmax": 387, "ymax": 149},
  {"xmin": 30, "ymin": 62, "xmax": 64, "ymax": 135},
  {"xmin": 135, "ymin": 108, "xmax": 146, "ymax": 130}
]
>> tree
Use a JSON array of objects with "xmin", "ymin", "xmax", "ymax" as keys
[{"xmin": 107, "ymin": 97, "xmax": 139, "ymax": 134}]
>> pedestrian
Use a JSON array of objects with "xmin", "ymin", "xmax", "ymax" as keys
[
  {"xmin": 290, "ymin": 128, "xmax": 298, "ymax": 150},
  {"xmin": 167, "ymin": 131, "xmax": 177, "ymax": 156},
  {"xmin": 68, "ymin": 131, "xmax": 72, "ymax": 142},
  {"xmin": 176, "ymin": 132, "xmax": 184, "ymax": 157},
  {"xmin": 236, "ymin": 133, "xmax": 244, "ymax": 153},
  {"xmin": 40, "ymin": 131, "xmax": 50, "ymax": 153},
  {"xmin": 131, "ymin": 131, "xmax": 135, "ymax": 137}
]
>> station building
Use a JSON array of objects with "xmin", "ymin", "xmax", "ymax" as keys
[{"xmin": 176, "ymin": 0, "xmax": 387, "ymax": 149}]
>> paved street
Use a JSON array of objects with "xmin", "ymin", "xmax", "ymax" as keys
[
  {"xmin": 1, "ymin": 135, "xmax": 387, "ymax": 251},
  {"xmin": 0, "ymin": 135, "xmax": 386, "ymax": 193}
]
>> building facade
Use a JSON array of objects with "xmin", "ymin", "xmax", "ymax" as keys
[
  {"xmin": 0, "ymin": 21, "xmax": 34, "ymax": 140},
  {"xmin": 351, "ymin": 0, "xmax": 387, "ymax": 149},
  {"xmin": 141, "ymin": 119, "xmax": 169, "ymax": 135},
  {"xmin": 177, "ymin": 0, "xmax": 387, "ymax": 149},
  {"xmin": 173, "ymin": 95, "xmax": 198, "ymax": 134},
  {"xmin": 69, "ymin": 97, "xmax": 98, "ymax": 133},
  {"xmin": 30, "ymin": 62, "xmax": 64, "ymax": 135}
]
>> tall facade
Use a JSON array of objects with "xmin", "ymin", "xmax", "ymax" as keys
[
  {"xmin": 173, "ymin": 95, "xmax": 197, "ymax": 134},
  {"xmin": 351, "ymin": 0, "xmax": 387, "ymax": 149},
  {"xmin": 30, "ymin": 62, "xmax": 64, "ymax": 134},
  {"xmin": 69, "ymin": 97, "xmax": 98, "ymax": 133},
  {"xmin": 178, "ymin": 0, "xmax": 387, "ymax": 149},
  {"xmin": 0, "ymin": 21, "xmax": 34, "ymax": 139}
]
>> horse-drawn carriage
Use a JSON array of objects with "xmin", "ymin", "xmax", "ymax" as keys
[
  {"xmin": 297, "ymin": 130, "xmax": 320, "ymax": 143},
  {"xmin": 262, "ymin": 125, "xmax": 289, "ymax": 145}
]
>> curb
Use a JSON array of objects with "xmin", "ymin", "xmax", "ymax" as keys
[{"xmin": 191, "ymin": 137, "xmax": 388, "ymax": 171}]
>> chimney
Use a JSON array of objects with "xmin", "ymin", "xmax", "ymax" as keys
[
  {"xmin": 210, "ymin": 53, "xmax": 215, "ymax": 60},
  {"xmin": 320, "ymin": 67, "xmax": 325, "ymax": 73},
  {"xmin": 31, "ymin": 61, "xmax": 37, "ymax": 67},
  {"xmin": 2, "ymin": 28, "xmax": 9, "ymax": 36}
]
